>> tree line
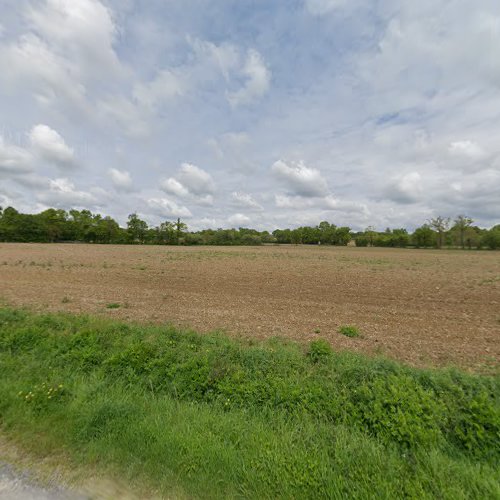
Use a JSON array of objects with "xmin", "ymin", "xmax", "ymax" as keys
[{"xmin": 0, "ymin": 206, "xmax": 499, "ymax": 249}]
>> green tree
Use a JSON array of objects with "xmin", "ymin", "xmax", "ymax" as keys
[
  {"xmin": 127, "ymin": 213, "xmax": 148, "ymax": 244},
  {"xmin": 453, "ymin": 215, "xmax": 473, "ymax": 249},
  {"xmin": 429, "ymin": 216, "xmax": 450, "ymax": 248},
  {"xmin": 413, "ymin": 225, "xmax": 436, "ymax": 248}
]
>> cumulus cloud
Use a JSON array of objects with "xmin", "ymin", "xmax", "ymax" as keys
[
  {"xmin": 37, "ymin": 178, "xmax": 96, "ymax": 206},
  {"xmin": 385, "ymin": 171, "xmax": 423, "ymax": 204},
  {"xmin": 171, "ymin": 163, "xmax": 215, "ymax": 195},
  {"xmin": 272, "ymin": 160, "xmax": 329, "ymax": 197},
  {"xmin": 231, "ymin": 191, "xmax": 263, "ymax": 210},
  {"xmin": 29, "ymin": 124, "xmax": 75, "ymax": 166},
  {"xmin": 227, "ymin": 49, "xmax": 271, "ymax": 106},
  {"xmin": 0, "ymin": 33, "xmax": 87, "ymax": 107},
  {"xmin": 160, "ymin": 164, "xmax": 216, "ymax": 208},
  {"xmin": 0, "ymin": 136, "xmax": 33, "ymax": 174},
  {"xmin": 147, "ymin": 197, "xmax": 192, "ymax": 218},
  {"xmin": 26, "ymin": 0, "xmax": 122, "ymax": 78},
  {"xmin": 228, "ymin": 213, "xmax": 251, "ymax": 226},
  {"xmin": 161, "ymin": 177, "xmax": 190, "ymax": 197},
  {"xmin": 108, "ymin": 168, "xmax": 133, "ymax": 192},
  {"xmin": 275, "ymin": 194, "xmax": 317, "ymax": 209}
]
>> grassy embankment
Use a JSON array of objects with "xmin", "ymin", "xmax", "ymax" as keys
[{"xmin": 0, "ymin": 307, "xmax": 499, "ymax": 498}]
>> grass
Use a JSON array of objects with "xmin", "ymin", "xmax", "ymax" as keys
[
  {"xmin": 339, "ymin": 325, "xmax": 360, "ymax": 337},
  {"xmin": 0, "ymin": 307, "xmax": 499, "ymax": 498},
  {"xmin": 105, "ymin": 303, "xmax": 121, "ymax": 309}
]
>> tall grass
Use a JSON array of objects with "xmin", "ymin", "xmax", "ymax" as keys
[{"xmin": 0, "ymin": 307, "xmax": 498, "ymax": 498}]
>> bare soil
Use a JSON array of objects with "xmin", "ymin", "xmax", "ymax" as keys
[{"xmin": 1, "ymin": 243, "xmax": 499, "ymax": 371}]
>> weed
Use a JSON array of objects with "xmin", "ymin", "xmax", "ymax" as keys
[
  {"xmin": 106, "ymin": 303, "xmax": 121, "ymax": 309},
  {"xmin": 61, "ymin": 296, "xmax": 71, "ymax": 304},
  {"xmin": 339, "ymin": 325, "xmax": 360, "ymax": 337},
  {"xmin": 308, "ymin": 339, "xmax": 332, "ymax": 362}
]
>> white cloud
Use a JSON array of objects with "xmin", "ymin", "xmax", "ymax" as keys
[
  {"xmin": 227, "ymin": 49, "xmax": 271, "ymax": 106},
  {"xmin": 0, "ymin": 34, "xmax": 87, "ymax": 107},
  {"xmin": 98, "ymin": 95, "xmax": 151, "ymax": 138},
  {"xmin": 0, "ymin": 136, "xmax": 33, "ymax": 174},
  {"xmin": 231, "ymin": 191, "xmax": 263, "ymax": 210},
  {"xmin": 29, "ymin": 124, "xmax": 75, "ymax": 166},
  {"xmin": 109, "ymin": 168, "xmax": 133, "ymax": 192},
  {"xmin": 147, "ymin": 197, "xmax": 192, "ymax": 218},
  {"xmin": 272, "ymin": 160, "xmax": 328, "ymax": 197},
  {"xmin": 228, "ymin": 213, "xmax": 251, "ymax": 226},
  {"xmin": 161, "ymin": 177, "xmax": 190, "ymax": 197},
  {"xmin": 27, "ymin": 0, "xmax": 122, "ymax": 78},
  {"xmin": 385, "ymin": 171, "xmax": 423, "ymax": 204},
  {"xmin": 133, "ymin": 69, "xmax": 185, "ymax": 109},
  {"xmin": 448, "ymin": 140, "xmax": 486, "ymax": 159},
  {"xmin": 275, "ymin": 194, "xmax": 316, "ymax": 209},
  {"xmin": 176, "ymin": 163, "xmax": 215, "ymax": 195},
  {"xmin": 37, "ymin": 178, "xmax": 96, "ymax": 206}
]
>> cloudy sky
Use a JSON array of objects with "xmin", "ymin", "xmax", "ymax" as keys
[{"xmin": 0, "ymin": 0, "xmax": 499, "ymax": 231}]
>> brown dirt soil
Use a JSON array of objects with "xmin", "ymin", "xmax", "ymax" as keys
[{"xmin": 0, "ymin": 243, "xmax": 499, "ymax": 371}]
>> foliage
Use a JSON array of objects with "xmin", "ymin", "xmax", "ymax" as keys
[
  {"xmin": 0, "ymin": 308, "xmax": 499, "ymax": 497},
  {"xmin": 0, "ymin": 205, "xmax": 499, "ymax": 250}
]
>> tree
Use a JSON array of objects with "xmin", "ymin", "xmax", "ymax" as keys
[
  {"xmin": 413, "ymin": 225, "xmax": 436, "ymax": 248},
  {"xmin": 429, "ymin": 216, "xmax": 450, "ymax": 248},
  {"xmin": 95, "ymin": 216, "xmax": 120, "ymax": 243},
  {"xmin": 175, "ymin": 218, "xmax": 187, "ymax": 244},
  {"xmin": 127, "ymin": 213, "xmax": 148, "ymax": 243},
  {"xmin": 453, "ymin": 215, "xmax": 473, "ymax": 249},
  {"xmin": 482, "ymin": 227, "xmax": 500, "ymax": 250},
  {"xmin": 365, "ymin": 226, "xmax": 376, "ymax": 246},
  {"xmin": 156, "ymin": 221, "xmax": 176, "ymax": 244}
]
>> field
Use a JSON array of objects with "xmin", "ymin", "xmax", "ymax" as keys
[
  {"xmin": 1, "ymin": 243, "xmax": 499, "ymax": 498},
  {"xmin": 1, "ymin": 243, "xmax": 499, "ymax": 371}
]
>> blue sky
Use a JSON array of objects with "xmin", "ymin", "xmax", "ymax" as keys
[{"xmin": 0, "ymin": 0, "xmax": 499, "ymax": 230}]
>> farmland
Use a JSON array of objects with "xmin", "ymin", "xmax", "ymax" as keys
[
  {"xmin": 1, "ymin": 243, "xmax": 499, "ymax": 498},
  {"xmin": 0, "ymin": 243, "xmax": 499, "ymax": 371}
]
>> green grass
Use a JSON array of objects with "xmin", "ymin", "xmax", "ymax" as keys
[
  {"xmin": 339, "ymin": 325, "xmax": 361, "ymax": 337},
  {"xmin": 0, "ymin": 307, "xmax": 499, "ymax": 498}
]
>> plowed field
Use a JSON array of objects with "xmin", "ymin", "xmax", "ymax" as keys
[{"xmin": 1, "ymin": 243, "xmax": 499, "ymax": 371}]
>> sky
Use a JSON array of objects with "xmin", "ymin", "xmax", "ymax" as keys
[{"xmin": 0, "ymin": 0, "xmax": 499, "ymax": 231}]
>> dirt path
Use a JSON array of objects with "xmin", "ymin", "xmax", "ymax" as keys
[{"xmin": 0, "ymin": 462, "xmax": 84, "ymax": 500}]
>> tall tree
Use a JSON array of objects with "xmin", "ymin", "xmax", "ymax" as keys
[
  {"xmin": 175, "ymin": 218, "xmax": 187, "ymax": 244},
  {"xmin": 127, "ymin": 213, "xmax": 148, "ymax": 244},
  {"xmin": 453, "ymin": 215, "xmax": 473, "ymax": 249},
  {"xmin": 429, "ymin": 216, "xmax": 450, "ymax": 249}
]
